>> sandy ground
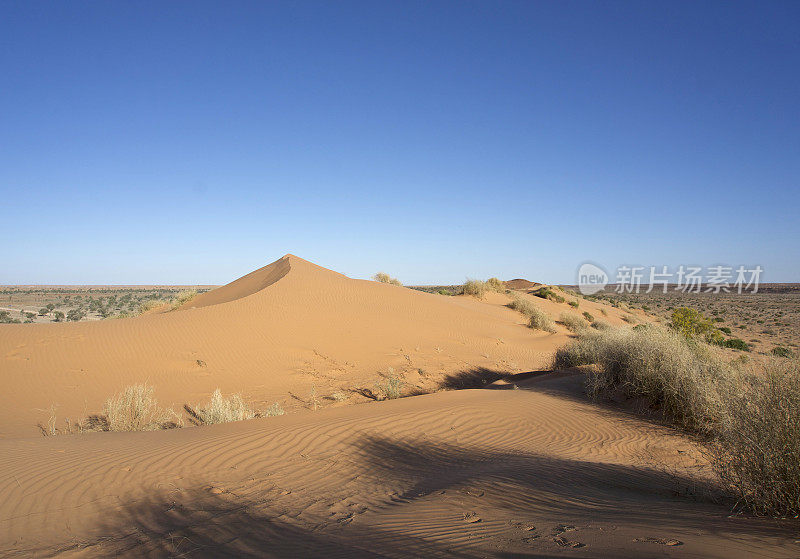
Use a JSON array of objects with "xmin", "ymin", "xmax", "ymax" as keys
[{"xmin": 0, "ymin": 255, "xmax": 796, "ymax": 557}]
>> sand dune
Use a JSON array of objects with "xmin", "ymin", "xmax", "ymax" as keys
[
  {"xmin": 3, "ymin": 255, "xmax": 790, "ymax": 557},
  {"xmin": 0, "ymin": 255, "xmax": 563, "ymax": 438},
  {"xmin": 1, "ymin": 371, "xmax": 796, "ymax": 557}
]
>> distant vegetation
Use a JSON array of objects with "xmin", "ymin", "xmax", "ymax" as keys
[{"xmin": 0, "ymin": 287, "xmax": 210, "ymax": 324}]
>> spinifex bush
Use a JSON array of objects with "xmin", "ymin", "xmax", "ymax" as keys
[
  {"xmin": 506, "ymin": 293, "xmax": 556, "ymax": 333},
  {"xmin": 554, "ymin": 325, "xmax": 800, "ymax": 516},
  {"xmin": 712, "ymin": 358, "xmax": 800, "ymax": 516},
  {"xmin": 462, "ymin": 279, "xmax": 487, "ymax": 299},
  {"xmin": 559, "ymin": 312, "xmax": 588, "ymax": 333}
]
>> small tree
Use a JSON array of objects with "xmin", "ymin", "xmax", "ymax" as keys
[
  {"xmin": 39, "ymin": 308, "xmax": 49, "ymax": 317},
  {"xmin": 67, "ymin": 309, "xmax": 84, "ymax": 322},
  {"xmin": 54, "ymin": 311, "xmax": 65, "ymax": 322}
]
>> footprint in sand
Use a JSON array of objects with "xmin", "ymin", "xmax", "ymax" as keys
[
  {"xmin": 553, "ymin": 536, "xmax": 585, "ymax": 548},
  {"xmin": 633, "ymin": 537, "xmax": 683, "ymax": 546},
  {"xmin": 551, "ymin": 524, "xmax": 577, "ymax": 535},
  {"xmin": 463, "ymin": 512, "xmax": 482, "ymax": 523}
]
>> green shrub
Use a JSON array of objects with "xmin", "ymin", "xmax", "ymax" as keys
[
  {"xmin": 582, "ymin": 311, "xmax": 594, "ymax": 322},
  {"xmin": 771, "ymin": 346, "xmax": 793, "ymax": 358},
  {"xmin": 719, "ymin": 326, "xmax": 732, "ymax": 335},
  {"xmin": 723, "ymin": 338, "xmax": 750, "ymax": 351},
  {"xmin": 568, "ymin": 300, "xmax": 579, "ymax": 308},
  {"xmin": 534, "ymin": 287, "xmax": 565, "ymax": 304},
  {"xmin": 591, "ymin": 319, "xmax": 611, "ymax": 331}
]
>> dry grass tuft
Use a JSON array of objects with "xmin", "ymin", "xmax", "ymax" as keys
[
  {"xmin": 101, "ymin": 384, "xmax": 182, "ymax": 431},
  {"xmin": 559, "ymin": 312, "xmax": 589, "ymax": 333},
  {"xmin": 486, "ymin": 277, "xmax": 504, "ymax": 292},
  {"xmin": 373, "ymin": 272, "xmax": 402, "ymax": 286},
  {"xmin": 528, "ymin": 310, "xmax": 557, "ymax": 333},
  {"xmin": 507, "ymin": 293, "xmax": 556, "ymax": 333},
  {"xmin": 183, "ymin": 389, "xmax": 274, "ymax": 425},
  {"xmin": 462, "ymin": 279, "xmax": 487, "ymax": 299}
]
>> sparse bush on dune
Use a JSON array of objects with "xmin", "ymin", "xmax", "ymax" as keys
[
  {"xmin": 99, "ymin": 384, "xmax": 182, "ymax": 432},
  {"xmin": 184, "ymin": 389, "xmax": 268, "ymax": 425},
  {"xmin": 506, "ymin": 293, "xmax": 556, "ymax": 333},
  {"xmin": 171, "ymin": 289, "xmax": 199, "ymax": 309},
  {"xmin": 373, "ymin": 272, "xmax": 402, "ymax": 286},
  {"xmin": 582, "ymin": 311, "xmax": 594, "ymax": 322},
  {"xmin": 554, "ymin": 325, "xmax": 800, "ymax": 516},
  {"xmin": 486, "ymin": 277, "xmax": 504, "ymax": 292},
  {"xmin": 591, "ymin": 319, "xmax": 611, "ymax": 330},
  {"xmin": 137, "ymin": 299, "xmax": 169, "ymax": 315},
  {"xmin": 559, "ymin": 312, "xmax": 588, "ymax": 333},
  {"xmin": 462, "ymin": 279, "xmax": 487, "ymax": 299},
  {"xmin": 528, "ymin": 309, "xmax": 557, "ymax": 333},
  {"xmin": 712, "ymin": 358, "xmax": 800, "ymax": 516},
  {"xmin": 534, "ymin": 287, "xmax": 566, "ymax": 304}
]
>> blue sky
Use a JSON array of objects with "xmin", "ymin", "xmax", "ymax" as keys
[{"xmin": 1, "ymin": 1, "xmax": 798, "ymax": 285}]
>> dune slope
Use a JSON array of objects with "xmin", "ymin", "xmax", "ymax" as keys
[
  {"xmin": 0, "ymin": 255, "xmax": 575, "ymax": 438},
  {"xmin": 0, "ymin": 371, "xmax": 795, "ymax": 558}
]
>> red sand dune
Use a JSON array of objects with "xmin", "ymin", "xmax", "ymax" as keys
[{"xmin": 0, "ymin": 256, "xmax": 795, "ymax": 557}]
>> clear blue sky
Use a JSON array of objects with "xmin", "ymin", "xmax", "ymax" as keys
[{"xmin": 1, "ymin": 1, "xmax": 798, "ymax": 285}]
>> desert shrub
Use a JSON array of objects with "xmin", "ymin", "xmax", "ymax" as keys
[
  {"xmin": 600, "ymin": 308, "xmax": 608, "ymax": 316},
  {"xmin": 771, "ymin": 346, "xmax": 793, "ymax": 358},
  {"xmin": 38, "ymin": 308, "xmax": 49, "ymax": 316},
  {"xmin": 506, "ymin": 294, "xmax": 536, "ymax": 316},
  {"xmin": 462, "ymin": 279, "xmax": 487, "ymax": 299},
  {"xmin": 719, "ymin": 326, "xmax": 732, "ymax": 335},
  {"xmin": 534, "ymin": 287, "xmax": 565, "ymax": 304},
  {"xmin": 555, "ymin": 327, "xmax": 733, "ymax": 432},
  {"xmin": 568, "ymin": 300, "xmax": 579, "ymax": 308},
  {"xmin": 723, "ymin": 338, "xmax": 750, "ymax": 351},
  {"xmin": 591, "ymin": 319, "xmax": 611, "ymax": 330},
  {"xmin": 486, "ymin": 277, "xmax": 504, "ymax": 292},
  {"xmin": 184, "ymin": 389, "xmax": 257, "ymax": 425},
  {"xmin": 582, "ymin": 311, "xmax": 594, "ymax": 322},
  {"xmin": 171, "ymin": 290, "xmax": 199, "ymax": 309},
  {"xmin": 373, "ymin": 273, "xmax": 402, "ymax": 286},
  {"xmin": 137, "ymin": 299, "xmax": 168, "ymax": 315},
  {"xmin": 671, "ymin": 307, "xmax": 718, "ymax": 342},
  {"xmin": 712, "ymin": 359, "xmax": 800, "ymax": 516},
  {"xmin": 376, "ymin": 369, "xmax": 403, "ymax": 399},
  {"xmin": 555, "ymin": 327, "xmax": 800, "ymax": 516},
  {"xmin": 528, "ymin": 308, "xmax": 557, "ymax": 333},
  {"xmin": 53, "ymin": 311, "xmax": 65, "ymax": 322},
  {"xmin": 560, "ymin": 312, "xmax": 589, "ymax": 333},
  {"xmin": 66, "ymin": 309, "xmax": 84, "ymax": 322},
  {"xmin": 101, "ymin": 384, "xmax": 182, "ymax": 431}
]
